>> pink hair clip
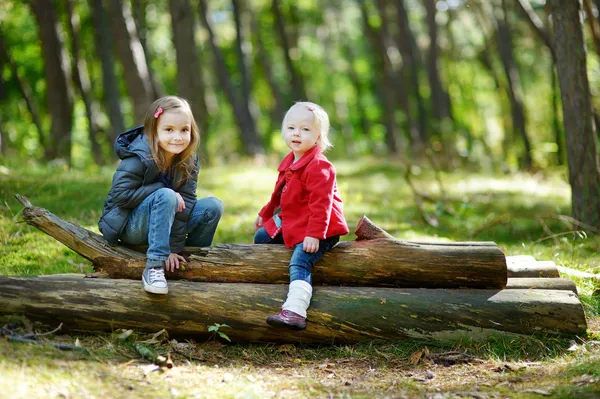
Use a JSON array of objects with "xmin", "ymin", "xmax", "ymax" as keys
[
  {"xmin": 154, "ymin": 107, "xmax": 163, "ymax": 119},
  {"xmin": 307, "ymin": 106, "xmax": 314, "ymax": 112}
]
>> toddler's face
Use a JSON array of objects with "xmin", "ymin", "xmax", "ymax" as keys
[
  {"xmin": 284, "ymin": 106, "xmax": 320, "ymax": 160},
  {"xmin": 157, "ymin": 109, "xmax": 192, "ymax": 159}
]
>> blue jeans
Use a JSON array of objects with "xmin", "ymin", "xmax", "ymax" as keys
[
  {"xmin": 254, "ymin": 227, "xmax": 339, "ymax": 285},
  {"xmin": 121, "ymin": 188, "xmax": 223, "ymax": 268}
]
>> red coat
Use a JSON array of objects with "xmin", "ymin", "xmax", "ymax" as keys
[{"xmin": 259, "ymin": 146, "xmax": 349, "ymax": 248}]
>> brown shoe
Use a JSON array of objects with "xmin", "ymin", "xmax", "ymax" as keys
[{"xmin": 266, "ymin": 309, "xmax": 306, "ymax": 330}]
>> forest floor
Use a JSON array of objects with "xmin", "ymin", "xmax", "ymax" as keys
[{"xmin": 0, "ymin": 157, "xmax": 599, "ymax": 398}]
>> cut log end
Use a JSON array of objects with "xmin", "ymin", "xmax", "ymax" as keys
[{"xmin": 354, "ymin": 215, "xmax": 395, "ymax": 240}]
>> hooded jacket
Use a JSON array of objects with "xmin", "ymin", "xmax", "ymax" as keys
[
  {"xmin": 98, "ymin": 126, "xmax": 198, "ymax": 253},
  {"xmin": 259, "ymin": 145, "xmax": 349, "ymax": 248}
]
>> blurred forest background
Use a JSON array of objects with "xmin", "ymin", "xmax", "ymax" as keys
[{"xmin": 1, "ymin": 0, "xmax": 599, "ymax": 225}]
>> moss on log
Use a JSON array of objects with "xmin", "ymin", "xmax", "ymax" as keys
[{"xmin": 0, "ymin": 276, "xmax": 587, "ymax": 343}]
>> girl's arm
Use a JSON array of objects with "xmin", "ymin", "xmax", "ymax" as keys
[
  {"xmin": 304, "ymin": 160, "xmax": 336, "ymax": 240},
  {"xmin": 111, "ymin": 157, "xmax": 164, "ymax": 208},
  {"xmin": 175, "ymin": 157, "xmax": 199, "ymax": 222}
]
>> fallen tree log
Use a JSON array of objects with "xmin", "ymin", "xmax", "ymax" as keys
[
  {"xmin": 16, "ymin": 195, "xmax": 508, "ymax": 289},
  {"xmin": 506, "ymin": 277, "xmax": 577, "ymax": 293},
  {"xmin": 0, "ymin": 276, "xmax": 587, "ymax": 343},
  {"xmin": 507, "ymin": 261, "xmax": 560, "ymax": 278}
]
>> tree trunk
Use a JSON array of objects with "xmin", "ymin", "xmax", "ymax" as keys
[
  {"xmin": 65, "ymin": 0, "xmax": 103, "ymax": 165},
  {"xmin": 232, "ymin": 0, "xmax": 253, "ymax": 111},
  {"xmin": 549, "ymin": 0, "xmax": 600, "ymax": 227},
  {"xmin": 271, "ymin": 0, "xmax": 306, "ymax": 101},
  {"xmin": 0, "ymin": 110, "xmax": 6, "ymax": 155},
  {"xmin": 248, "ymin": 6, "xmax": 286, "ymax": 143},
  {"xmin": 29, "ymin": 0, "xmax": 74, "ymax": 163},
  {"xmin": 551, "ymin": 62, "xmax": 564, "ymax": 166},
  {"xmin": 17, "ymin": 196, "xmax": 508, "ymax": 289},
  {"xmin": 358, "ymin": 1, "xmax": 400, "ymax": 154},
  {"xmin": 0, "ymin": 276, "xmax": 587, "ymax": 343},
  {"xmin": 168, "ymin": 0, "xmax": 209, "ymax": 161},
  {"xmin": 131, "ymin": 0, "xmax": 164, "ymax": 99},
  {"xmin": 197, "ymin": 0, "xmax": 263, "ymax": 157},
  {"xmin": 506, "ymin": 277, "xmax": 577, "ymax": 293},
  {"xmin": 423, "ymin": 0, "xmax": 452, "ymax": 125},
  {"xmin": 377, "ymin": 0, "xmax": 415, "ymax": 151},
  {"xmin": 496, "ymin": 0, "xmax": 533, "ymax": 169},
  {"xmin": 105, "ymin": 0, "xmax": 153, "ymax": 123},
  {"xmin": 0, "ymin": 29, "xmax": 46, "ymax": 148},
  {"xmin": 89, "ymin": 0, "xmax": 125, "ymax": 144},
  {"xmin": 394, "ymin": 0, "xmax": 428, "ymax": 147}
]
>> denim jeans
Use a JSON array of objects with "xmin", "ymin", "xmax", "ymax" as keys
[
  {"xmin": 121, "ymin": 188, "xmax": 223, "ymax": 268},
  {"xmin": 254, "ymin": 227, "xmax": 339, "ymax": 285}
]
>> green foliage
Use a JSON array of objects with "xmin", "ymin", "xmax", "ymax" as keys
[{"xmin": 208, "ymin": 323, "xmax": 232, "ymax": 342}]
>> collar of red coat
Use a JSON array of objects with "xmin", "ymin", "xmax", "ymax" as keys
[{"xmin": 277, "ymin": 145, "xmax": 321, "ymax": 172}]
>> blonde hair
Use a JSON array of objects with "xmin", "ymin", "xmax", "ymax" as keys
[
  {"xmin": 282, "ymin": 102, "xmax": 332, "ymax": 152},
  {"xmin": 144, "ymin": 96, "xmax": 199, "ymax": 187}
]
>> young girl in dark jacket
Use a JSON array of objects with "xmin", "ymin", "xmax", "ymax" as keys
[
  {"xmin": 99, "ymin": 96, "xmax": 223, "ymax": 294},
  {"xmin": 254, "ymin": 102, "xmax": 349, "ymax": 330}
]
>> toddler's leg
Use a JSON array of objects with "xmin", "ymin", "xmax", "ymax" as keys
[
  {"xmin": 121, "ymin": 188, "xmax": 179, "ymax": 294},
  {"xmin": 267, "ymin": 236, "xmax": 339, "ymax": 330},
  {"xmin": 185, "ymin": 197, "xmax": 223, "ymax": 247},
  {"xmin": 254, "ymin": 227, "xmax": 284, "ymax": 244}
]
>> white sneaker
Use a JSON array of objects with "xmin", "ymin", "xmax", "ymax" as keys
[{"xmin": 142, "ymin": 267, "xmax": 168, "ymax": 294}]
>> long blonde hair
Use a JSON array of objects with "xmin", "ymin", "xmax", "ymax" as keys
[{"xmin": 144, "ymin": 96, "xmax": 199, "ymax": 187}]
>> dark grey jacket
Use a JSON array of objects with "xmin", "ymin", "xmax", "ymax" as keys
[{"xmin": 98, "ymin": 126, "xmax": 198, "ymax": 253}]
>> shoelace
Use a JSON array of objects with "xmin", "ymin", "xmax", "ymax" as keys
[{"xmin": 149, "ymin": 268, "xmax": 166, "ymax": 284}]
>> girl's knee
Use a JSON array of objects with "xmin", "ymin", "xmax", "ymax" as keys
[
  {"xmin": 254, "ymin": 227, "xmax": 270, "ymax": 244},
  {"xmin": 205, "ymin": 197, "xmax": 224, "ymax": 220},
  {"xmin": 155, "ymin": 188, "xmax": 178, "ymax": 209}
]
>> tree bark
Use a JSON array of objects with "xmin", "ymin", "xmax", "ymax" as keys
[
  {"xmin": 197, "ymin": 0, "xmax": 263, "ymax": 157},
  {"xmin": 65, "ymin": 0, "xmax": 103, "ymax": 165},
  {"xmin": 168, "ymin": 0, "xmax": 209, "ymax": 161},
  {"xmin": 89, "ymin": 0, "xmax": 125, "ymax": 144},
  {"xmin": 549, "ymin": 0, "xmax": 600, "ymax": 227},
  {"xmin": 17, "ymin": 196, "xmax": 508, "ymax": 289},
  {"xmin": 105, "ymin": 0, "xmax": 154, "ymax": 123},
  {"xmin": 506, "ymin": 260, "xmax": 560, "ymax": 278},
  {"xmin": 0, "ymin": 277, "xmax": 587, "ymax": 343},
  {"xmin": 29, "ymin": 0, "xmax": 74, "ymax": 163},
  {"xmin": 506, "ymin": 277, "xmax": 577, "ymax": 293}
]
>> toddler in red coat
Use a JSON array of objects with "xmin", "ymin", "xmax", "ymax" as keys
[{"xmin": 254, "ymin": 102, "xmax": 349, "ymax": 330}]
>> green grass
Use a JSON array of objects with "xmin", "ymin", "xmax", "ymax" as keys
[{"xmin": 1, "ymin": 157, "xmax": 599, "ymax": 398}]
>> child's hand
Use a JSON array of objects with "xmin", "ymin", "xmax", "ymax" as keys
[
  {"xmin": 254, "ymin": 215, "xmax": 263, "ymax": 230},
  {"xmin": 165, "ymin": 253, "xmax": 187, "ymax": 272},
  {"xmin": 175, "ymin": 193, "xmax": 185, "ymax": 212},
  {"xmin": 303, "ymin": 236, "xmax": 319, "ymax": 253}
]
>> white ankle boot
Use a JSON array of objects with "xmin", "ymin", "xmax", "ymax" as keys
[{"xmin": 282, "ymin": 280, "xmax": 313, "ymax": 318}]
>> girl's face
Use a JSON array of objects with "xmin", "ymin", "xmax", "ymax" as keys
[
  {"xmin": 156, "ymin": 109, "xmax": 192, "ymax": 161},
  {"xmin": 284, "ymin": 106, "xmax": 320, "ymax": 161}
]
